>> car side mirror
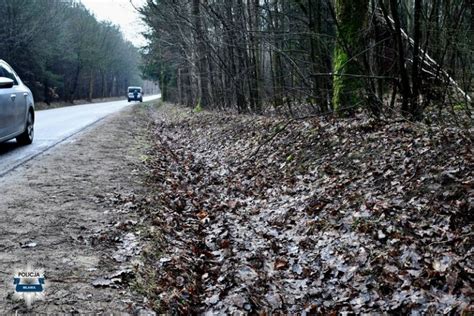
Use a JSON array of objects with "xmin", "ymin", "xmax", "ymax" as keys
[{"xmin": 0, "ymin": 77, "xmax": 14, "ymax": 89}]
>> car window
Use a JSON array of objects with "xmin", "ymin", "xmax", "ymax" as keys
[
  {"xmin": 128, "ymin": 87, "xmax": 142, "ymax": 93},
  {"xmin": 0, "ymin": 64, "xmax": 18, "ymax": 85}
]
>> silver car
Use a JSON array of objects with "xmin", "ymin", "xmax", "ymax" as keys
[{"xmin": 0, "ymin": 60, "xmax": 34, "ymax": 145}]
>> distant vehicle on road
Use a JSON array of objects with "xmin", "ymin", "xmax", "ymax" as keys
[
  {"xmin": 127, "ymin": 86, "xmax": 143, "ymax": 103},
  {"xmin": 0, "ymin": 60, "xmax": 35, "ymax": 145}
]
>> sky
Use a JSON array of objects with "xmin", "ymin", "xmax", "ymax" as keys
[{"xmin": 80, "ymin": 0, "xmax": 148, "ymax": 47}]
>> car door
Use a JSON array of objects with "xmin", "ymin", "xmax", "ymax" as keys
[
  {"xmin": 0, "ymin": 65, "xmax": 17, "ymax": 138},
  {"xmin": 2, "ymin": 63, "xmax": 27, "ymax": 135}
]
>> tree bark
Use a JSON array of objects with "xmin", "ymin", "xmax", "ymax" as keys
[
  {"xmin": 390, "ymin": 0, "xmax": 411, "ymax": 116},
  {"xmin": 410, "ymin": 0, "xmax": 423, "ymax": 119},
  {"xmin": 192, "ymin": 0, "xmax": 210, "ymax": 108},
  {"xmin": 332, "ymin": 0, "xmax": 369, "ymax": 115}
]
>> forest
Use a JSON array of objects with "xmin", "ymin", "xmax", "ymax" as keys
[
  {"xmin": 0, "ymin": 0, "xmax": 141, "ymax": 104},
  {"xmin": 132, "ymin": 0, "xmax": 473, "ymax": 313},
  {"xmin": 140, "ymin": 0, "xmax": 472, "ymax": 121}
]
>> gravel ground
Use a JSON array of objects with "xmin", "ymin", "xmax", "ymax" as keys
[{"xmin": 0, "ymin": 105, "xmax": 153, "ymax": 314}]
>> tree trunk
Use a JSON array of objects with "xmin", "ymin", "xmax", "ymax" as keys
[
  {"xmin": 410, "ymin": 0, "xmax": 423, "ymax": 120},
  {"xmin": 177, "ymin": 68, "xmax": 183, "ymax": 105},
  {"xmin": 250, "ymin": 0, "xmax": 262, "ymax": 113},
  {"xmin": 69, "ymin": 63, "xmax": 82, "ymax": 103},
  {"xmin": 88, "ymin": 69, "xmax": 94, "ymax": 102},
  {"xmin": 192, "ymin": 0, "xmax": 210, "ymax": 108},
  {"xmin": 390, "ymin": 0, "xmax": 411, "ymax": 116},
  {"xmin": 43, "ymin": 79, "xmax": 51, "ymax": 105},
  {"xmin": 332, "ymin": 0, "xmax": 368, "ymax": 115}
]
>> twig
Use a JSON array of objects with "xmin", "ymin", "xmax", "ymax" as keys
[
  {"xmin": 245, "ymin": 119, "xmax": 294, "ymax": 161},
  {"xmin": 427, "ymin": 232, "xmax": 474, "ymax": 248},
  {"xmin": 243, "ymin": 103, "xmax": 364, "ymax": 161},
  {"xmin": 156, "ymin": 132, "xmax": 180, "ymax": 163}
]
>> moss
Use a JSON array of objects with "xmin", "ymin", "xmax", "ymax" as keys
[
  {"xmin": 193, "ymin": 101, "xmax": 203, "ymax": 113},
  {"xmin": 332, "ymin": 46, "xmax": 348, "ymax": 112},
  {"xmin": 139, "ymin": 154, "xmax": 151, "ymax": 163},
  {"xmin": 453, "ymin": 102, "xmax": 466, "ymax": 111},
  {"xmin": 273, "ymin": 123, "xmax": 285, "ymax": 133}
]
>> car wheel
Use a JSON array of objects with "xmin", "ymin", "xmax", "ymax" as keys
[
  {"xmin": 17, "ymin": 110, "xmax": 34, "ymax": 145},
  {"xmin": 140, "ymin": 98, "xmax": 143, "ymax": 102},
  {"xmin": 128, "ymin": 99, "xmax": 131, "ymax": 102}
]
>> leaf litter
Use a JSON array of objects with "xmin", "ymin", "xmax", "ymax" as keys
[{"xmin": 132, "ymin": 103, "xmax": 473, "ymax": 314}]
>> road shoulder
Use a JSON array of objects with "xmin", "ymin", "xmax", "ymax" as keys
[{"xmin": 0, "ymin": 103, "xmax": 156, "ymax": 314}]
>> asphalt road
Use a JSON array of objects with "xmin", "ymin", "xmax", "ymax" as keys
[{"xmin": 0, "ymin": 94, "xmax": 160, "ymax": 177}]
